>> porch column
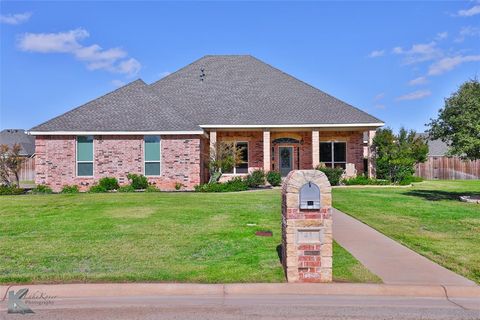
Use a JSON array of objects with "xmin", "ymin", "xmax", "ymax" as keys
[
  {"xmin": 209, "ymin": 129, "xmax": 217, "ymax": 161},
  {"xmin": 263, "ymin": 129, "xmax": 271, "ymax": 172},
  {"xmin": 312, "ymin": 130, "xmax": 320, "ymax": 168},
  {"xmin": 367, "ymin": 130, "xmax": 376, "ymax": 178}
]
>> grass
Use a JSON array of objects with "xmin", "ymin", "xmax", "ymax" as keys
[
  {"xmin": 333, "ymin": 180, "xmax": 480, "ymax": 284},
  {"xmin": 0, "ymin": 190, "xmax": 378, "ymax": 284}
]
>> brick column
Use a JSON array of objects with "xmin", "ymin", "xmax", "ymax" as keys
[
  {"xmin": 263, "ymin": 129, "xmax": 271, "ymax": 172},
  {"xmin": 282, "ymin": 170, "xmax": 333, "ymax": 282},
  {"xmin": 209, "ymin": 130, "xmax": 217, "ymax": 161},
  {"xmin": 367, "ymin": 130, "xmax": 376, "ymax": 178},
  {"xmin": 312, "ymin": 130, "xmax": 320, "ymax": 168}
]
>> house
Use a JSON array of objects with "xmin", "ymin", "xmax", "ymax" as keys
[
  {"xmin": 415, "ymin": 134, "xmax": 480, "ymax": 180},
  {"xmin": 0, "ymin": 129, "xmax": 36, "ymax": 182},
  {"xmin": 0, "ymin": 129, "xmax": 35, "ymax": 157},
  {"xmin": 29, "ymin": 55, "xmax": 384, "ymax": 191}
]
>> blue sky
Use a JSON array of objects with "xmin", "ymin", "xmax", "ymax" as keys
[{"xmin": 1, "ymin": 1, "xmax": 479, "ymax": 132}]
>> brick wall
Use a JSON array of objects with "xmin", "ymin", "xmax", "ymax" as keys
[{"xmin": 35, "ymin": 135, "xmax": 203, "ymax": 192}]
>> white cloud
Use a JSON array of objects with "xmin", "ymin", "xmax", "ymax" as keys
[
  {"xmin": 428, "ymin": 55, "xmax": 480, "ymax": 76},
  {"xmin": 396, "ymin": 90, "xmax": 431, "ymax": 101},
  {"xmin": 455, "ymin": 26, "xmax": 480, "ymax": 42},
  {"xmin": 408, "ymin": 76, "xmax": 428, "ymax": 86},
  {"xmin": 18, "ymin": 28, "xmax": 88, "ymax": 53},
  {"xmin": 392, "ymin": 41, "xmax": 442, "ymax": 64},
  {"xmin": 0, "ymin": 12, "xmax": 32, "ymax": 25},
  {"xmin": 457, "ymin": 4, "xmax": 480, "ymax": 17},
  {"xmin": 368, "ymin": 50, "xmax": 385, "ymax": 58},
  {"xmin": 373, "ymin": 93, "xmax": 385, "ymax": 101},
  {"xmin": 17, "ymin": 28, "xmax": 141, "ymax": 76},
  {"xmin": 374, "ymin": 104, "xmax": 386, "ymax": 109},
  {"xmin": 436, "ymin": 32, "xmax": 448, "ymax": 40},
  {"xmin": 117, "ymin": 58, "xmax": 141, "ymax": 75},
  {"xmin": 111, "ymin": 79, "xmax": 126, "ymax": 87}
]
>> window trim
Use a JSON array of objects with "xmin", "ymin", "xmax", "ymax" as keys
[
  {"xmin": 319, "ymin": 140, "xmax": 347, "ymax": 169},
  {"xmin": 144, "ymin": 135, "xmax": 162, "ymax": 177},
  {"xmin": 222, "ymin": 140, "xmax": 249, "ymax": 175},
  {"xmin": 76, "ymin": 135, "xmax": 94, "ymax": 177}
]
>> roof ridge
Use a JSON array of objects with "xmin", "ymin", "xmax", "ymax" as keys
[
  {"xmin": 30, "ymin": 79, "xmax": 146, "ymax": 131},
  {"xmin": 248, "ymin": 56, "xmax": 384, "ymax": 123}
]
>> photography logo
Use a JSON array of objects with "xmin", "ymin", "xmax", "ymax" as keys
[{"xmin": 8, "ymin": 289, "xmax": 34, "ymax": 314}]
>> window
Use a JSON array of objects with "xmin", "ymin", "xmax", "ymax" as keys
[
  {"xmin": 224, "ymin": 141, "xmax": 249, "ymax": 174},
  {"xmin": 235, "ymin": 142, "xmax": 248, "ymax": 174},
  {"xmin": 319, "ymin": 142, "xmax": 347, "ymax": 169},
  {"xmin": 145, "ymin": 136, "xmax": 161, "ymax": 176},
  {"xmin": 77, "ymin": 136, "xmax": 93, "ymax": 176}
]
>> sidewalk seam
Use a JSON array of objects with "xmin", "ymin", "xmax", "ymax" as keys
[{"xmin": 441, "ymin": 285, "xmax": 467, "ymax": 310}]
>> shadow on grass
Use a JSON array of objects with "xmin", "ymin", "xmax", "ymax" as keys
[
  {"xmin": 404, "ymin": 189, "xmax": 480, "ymax": 201},
  {"xmin": 276, "ymin": 244, "xmax": 283, "ymax": 264}
]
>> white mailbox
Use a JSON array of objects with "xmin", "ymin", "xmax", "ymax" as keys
[{"xmin": 299, "ymin": 182, "xmax": 320, "ymax": 209}]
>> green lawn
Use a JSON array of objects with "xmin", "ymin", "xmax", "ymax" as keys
[
  {"xmin": 333, "ymin": 180, "xmax": 480, "ymax": 284},
  {"xmin": 0, "ymin": 190, "xmax": 378, "ymax": 284}
]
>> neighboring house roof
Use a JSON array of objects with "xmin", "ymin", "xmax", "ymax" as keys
[
  {"xmin": 31, "ymin": 55, "xmax": 384, "ymax": 133},
  {"xmin": 418, "ymin": 133, "xmax": 449, "ymax": 156},
  {"xmin": 0, "ymin": 129, "xmax": 35, "ymax": 156}
]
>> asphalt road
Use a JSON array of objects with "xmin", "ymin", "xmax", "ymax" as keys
[{"xmin": 1, "ymin": 294, "xmax": 479, "ymax": 320}]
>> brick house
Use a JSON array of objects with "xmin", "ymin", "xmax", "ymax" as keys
[{"xmin": 29, "ymin": 55, "xmax": 383, "ymax": 192}]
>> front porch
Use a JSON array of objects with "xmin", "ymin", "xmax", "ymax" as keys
[{"xmin": 208, "ymin": 128, "xmax": 376, "ymax": 180}]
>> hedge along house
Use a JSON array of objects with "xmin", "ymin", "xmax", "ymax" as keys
[{"xmin": 29, "ymin": 55, "xmax": 384, "ymax": 192}]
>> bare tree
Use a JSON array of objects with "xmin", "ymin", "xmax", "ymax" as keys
[
  {"xmin": 208, "ymin": 141, "xmax": 243, "ymax": 182},
  {"xmin": 0, "ymin": 144, "xmax": 25, "ymax": 186}
]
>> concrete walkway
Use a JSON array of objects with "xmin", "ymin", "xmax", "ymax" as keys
[{"xmin": 333, "ymin": 208, "xmax": 476, "ymax": 286}]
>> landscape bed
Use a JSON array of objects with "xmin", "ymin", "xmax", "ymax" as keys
[
  {"xmin": 333, "ymin": 180, "xmax": 480, "ymax": 284},
  {"xmin": 0, "ymin": 190, "xmax": 379, "ymax": 284}
]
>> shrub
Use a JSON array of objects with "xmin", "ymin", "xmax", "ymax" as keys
[
  {"xmin": 118, "ymin": 185, "xmax": 135, "ymax": 193},
  {"xmin": 31, "ymin": 185, "xmax": 53, "ymax": 194},
  {"xmin": 146, "ymin": 185, "xmax": 161, "ymax": 192},
  {"xmin": 315, "ymin": 165, "xmax": 344, "ymax": 186},
  {"xmin": 127, "ymin": 173, "xmax": 148, "ymax": 190},
  {"xmin": 61, "ymin": 185, "xmax": 79, "ymax": 194},
  {"xmin": 89, "ymin": 184, "xmax": 107, "ymax": 193},
  {"xmin": 175, "ymin": 182, "xmax": 183, "ymax": 190},
  {"xmin": 244, "ymin": 169, "xmax": 265, "ymax": 188},
  {"xmin": 342, "ymin": 175, "xmax": 390, "ymax": 186},
  {"xmin": 98, "ymin": 177, "xmax": 119, "ymax": 191},
  {"xmin": 266, "ymin": 171, "xmax": 282, "ymax": 186},
  {"xmin": 195, "ymin": 177, "xmax": 248, "ymax": 192},
  {"xmin": 0, "ymin": 185, "xmax": 24, "ymax": 195},
  {"xmin": 411, "ymin": 176, "xmax": 424, "ymax": 183}
]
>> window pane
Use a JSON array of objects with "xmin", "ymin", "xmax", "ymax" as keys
[
  {"xmin": 145, "ymin": 136, "xmax": 160, "ymax": 161},
  {"xmin": 320, "ymin": 142, "xmax": 332, "ymax": 163},
  {"xmin": 334, "ymin": 163, "xmax": 346, "ymax": 169},
  {"xmin": 236, "ymin": 142, "xmax": 248, "ymax": 163},
  {"xmin": 334, "ymin": 142, "xmax": 346, "ymax": 162},
  {"xmin": 145, "ymin": 162, "xmax": 160, "ymax": 176},
  {"xmin": 324, "ymin": 162, "xmax": 333, "ymax": 168},
  {"xmin": 77, "ymin": 136, "xmax": 93, "ymax": 161},
  {"xmin": 77, "ymin": 162, "xmax": 93, "ymax": 176},
  {"xmin": 235, "ymin": 163, "xmax": 248, "ymax": 174}
]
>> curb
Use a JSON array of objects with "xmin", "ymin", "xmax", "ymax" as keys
[{"xmin": 1, "ymin": 283, "xmax": 478, "ymax": 300}]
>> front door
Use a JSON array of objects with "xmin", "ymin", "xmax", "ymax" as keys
[{"xmin": 279, "ymin": 147, "xmax": 293, "ymax": 177}]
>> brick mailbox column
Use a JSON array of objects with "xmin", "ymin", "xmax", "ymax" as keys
[{"xmin": 282, "ymin": 170, "xmax": 333, "ymax": 282}]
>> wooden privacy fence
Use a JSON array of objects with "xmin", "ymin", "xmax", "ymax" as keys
[
  {"xmin": 19, "ymin": 157, "xmax": 35, "ymax": 181},
  {"xmin": 415, "ymin": 156, "xmax": 480, "ymax": 180}
]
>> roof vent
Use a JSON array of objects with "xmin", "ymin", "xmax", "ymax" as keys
[{"xmin": 200, "ymin": 68, "xmax": 206, "ymax": 81}]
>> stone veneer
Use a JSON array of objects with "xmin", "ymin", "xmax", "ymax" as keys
[
  {"xmin": 282, "ymin": 170, "xmax": 333, "ymax": 282},
  {"xmin": 35, "ymin": 135, "xmax": 203, "ymax": 192}
]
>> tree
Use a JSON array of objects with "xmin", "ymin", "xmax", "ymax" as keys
[
  {"xmin": 427, "ymin": 79, "xmax": 480, "ymax": 160},
  {"xmin": 372, "ymin": 128, "xmax": 428, "ymax": 183},
  {"xmin": 0, "ymin": 144, "xmax": 26, "ymax": 186},
  {"xmin": 208, "ymin": 141, "xmax": 243, "ymax": 182}
]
